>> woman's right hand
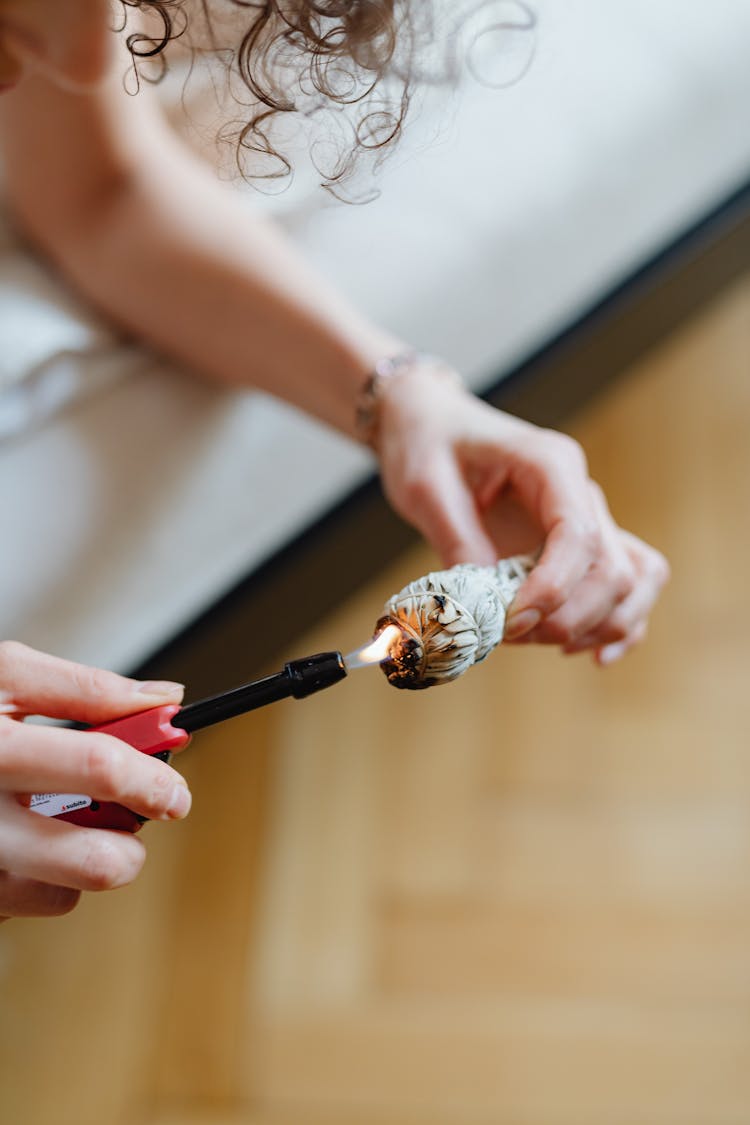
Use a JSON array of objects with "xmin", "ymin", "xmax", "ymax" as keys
[{"xmin": 0, "ymin": 641, "xmax": 192, "ymax": 922}]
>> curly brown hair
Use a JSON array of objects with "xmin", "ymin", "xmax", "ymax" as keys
[
  {"xmin": 119, "ymin": 1, "xmax": 422, "ymax": 195},
  {"xmin": 119, "ymin": 2, "xmax": 535, "ymax": 196}
]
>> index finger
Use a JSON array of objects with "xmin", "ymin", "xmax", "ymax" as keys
[
  {"xmin": 0, "ymin": 641, "xmax": 183, "ymax": 724},
  {"xmin": 504, "ymin": 453, "xmax": 601, "ymax": 631}
]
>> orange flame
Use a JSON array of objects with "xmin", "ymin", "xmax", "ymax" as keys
[{"xmin": 353, "ymin": 624, "xmax": 402, "ymax": 667}]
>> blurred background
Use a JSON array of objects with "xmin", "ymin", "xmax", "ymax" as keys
[{"xmin": 1, "ymin": 1, "xmax": 749, "ymax": 1123}]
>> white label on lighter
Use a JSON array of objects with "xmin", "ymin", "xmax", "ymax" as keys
[{"xmin": 29, "ymin": 792, "xmax": 92, "ymax": 818}]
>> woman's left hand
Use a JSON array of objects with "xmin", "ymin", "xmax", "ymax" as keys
[{"xmin": 374, "ymin": 364, "xmax": 669, "ymax": 665}]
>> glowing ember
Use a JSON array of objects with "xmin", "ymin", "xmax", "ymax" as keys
[{"xmin": 347, "ymin": 624, "xmax": 403, "ymax": 670}]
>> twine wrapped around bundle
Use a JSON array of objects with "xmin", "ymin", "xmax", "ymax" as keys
[{"xmin": 377, "ymin": 554, "xmax": 536, "ymax": 689}]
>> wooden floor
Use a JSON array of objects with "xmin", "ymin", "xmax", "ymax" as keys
[{"xmin": 1, "ymin": 274, "xmax": 749, "ymax": 1125}]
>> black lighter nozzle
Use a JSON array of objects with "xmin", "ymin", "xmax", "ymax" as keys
[
  {"xmin": 284, "ymin": 651, "xmax": 347, "ymax": 699},
  {"xmin": 171, "ymin": 650, "xmax": 347, "ymax": 733}
]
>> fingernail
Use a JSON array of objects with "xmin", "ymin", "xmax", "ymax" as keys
[
  {"xmin": 167, "ymin": 783, "xmax": 192, "ymax": 819},
  {"xmin": 504, "ymin": 608, "xmax": 541, "ymax": 640},
  {"xmin": 599, "ymin": 642, "xmax": 627, "ymax": 666},
  {"xmin": 136, "ymin": 680, "xmax": 185, "ymax": 700}
]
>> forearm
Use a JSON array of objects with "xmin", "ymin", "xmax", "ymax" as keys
[{"xmin": 9, "ymin": 119, "xmax": 400, "ymax": 439}]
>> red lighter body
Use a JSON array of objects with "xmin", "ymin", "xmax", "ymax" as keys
[{"xmin": 31, "ymin": 705, "xmax": 191, "ymax": 833}]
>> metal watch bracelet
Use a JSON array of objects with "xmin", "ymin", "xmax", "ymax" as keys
[{"xmin": 354, "ymin": 351, "xmax": 463, "ymax": 448}]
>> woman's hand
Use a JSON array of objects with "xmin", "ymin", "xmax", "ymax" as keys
[
  {"xmin": 0, "ymin": 642, "xmax": 191, "ymax": 922},
  {"xmin": 375, "ymin": 366, "xmax": 670, "ymax": 664}
]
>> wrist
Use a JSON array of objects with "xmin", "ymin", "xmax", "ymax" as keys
[{"xmin": 354, "ymin": 351, "xmax": 464, "ymax": 450}]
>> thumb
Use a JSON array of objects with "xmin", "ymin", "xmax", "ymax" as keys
[
  {"xmin": 405, "ymin": 454, "xmax": 498, "ymax": 567},
  {"xmin": 0, "ymin": 641, "xmax": 184, "ymax": 724}
]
